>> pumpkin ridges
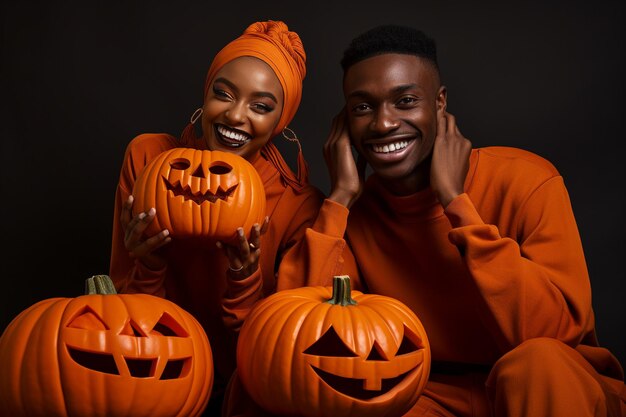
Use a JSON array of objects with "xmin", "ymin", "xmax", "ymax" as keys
[
  {"xmin": 0, "ymin": 299, "xmax": 58, "ymax": 415},
  {"xmin": 237, "ymin": 278, "xmax": 430, "ymax": 417},
  {"xmin": 237, "ymin": 169, "xmax": 266, "ymax": 239},
  {"xmin": 148, "ymin": 150, "xmax": 169, "ymax": 233},
  {"xmin": 132, "ymin": 148, "xmax": 266, "ymax": 242},
  {"xmin": 238, "ymin": 292, "xmax": 320, "ymax": 413},
  {"xmin": 1, "ymin": 277, "xmax": 213, "ymax": 417},
  {"xmin": 248, "ymin": 296, "xmax": 315, "ymax": 399},
  {"xmin": 24, "ymin": 299, "xmax": 72, "ymax": 416},
  {"xmin": 358, "ymin": 302, "xmax": 407, "ymax": 356},
  {"xmin": 180, "ymin": 312, "xmax": 213, "ymax": 417}
]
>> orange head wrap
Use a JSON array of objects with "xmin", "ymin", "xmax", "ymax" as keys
[
  {"xmin": 180, "ymin": 20, "xmax": 309, "ymax": 191},
  {"xmin": 204, "ymin": 20, "xmax": 306, "ymax": 137}
]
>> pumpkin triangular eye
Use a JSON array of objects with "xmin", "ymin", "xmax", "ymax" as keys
[
  {"xmin": 120, "ymin": 320, "xmax": 146, "ymax": 337},
  {"xmin": 366, "ymin": 341, "xmax": 389, "ymax": 361},
  {"xmin": 396, "ymin": 326, "xmax": 421, "ymax": 355},
  {"xmin": 67, "ymin": 307, "xmax": 108, "ymax": 330},
  {"xmin": 303, "ymin": 326, "xmax": 357, "ymax": 357},
  {"xmin": 150, "ymin": 312, "xmax": 188, "ymax": 337}
]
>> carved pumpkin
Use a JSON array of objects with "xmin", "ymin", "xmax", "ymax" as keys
[
  {"xmin": 237, "ymin": 275, "xmax": 431, "ymax": 417},
  {"xmin": 0, "ymin": 275, "xmax": 213, "ymax": 417},
  {"xmin": 132, "ymin": 148, "xmax": 266, "ymax": 243}
]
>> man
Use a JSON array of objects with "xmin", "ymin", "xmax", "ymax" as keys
[
  {"xmin": 319, "ymin": 24, "xmax": 626, "ymax": 416},
  {"xmin": 223, "ymin": 24, "xmax": 625, "ymax": 416}
]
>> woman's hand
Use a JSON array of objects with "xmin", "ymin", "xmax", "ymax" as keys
[
  {"xmin": 121, "ymin": 195, "xmax": 171, "ymax": 270},
  {"xmin": 216, "ymin": 216, "xmax": 270, "ymax": 279},
  {"xmin": 324, "ymin": 108, "xmax": 367, "ymax": 208}
]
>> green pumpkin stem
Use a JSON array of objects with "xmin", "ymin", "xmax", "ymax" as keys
[
  {"xmin": 327, "ymin": 275, "xmax": 357, "ymax": 306},
  {"xmin": 85, "ymin": 275, "xmax": 118, "ymax": 295}
]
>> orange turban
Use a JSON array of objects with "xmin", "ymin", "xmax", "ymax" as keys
[
  {"xmin": 180, "ymin": 20, "xmax": 309, "ymax": 191},
  {"xmin": 203, "ymin": 20, "xmax": 306, "ymax": 137}
]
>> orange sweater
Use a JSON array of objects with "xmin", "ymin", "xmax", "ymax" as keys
[
  {"xmin": 313, "ymin": 147, "xmax": 623, "ymax": 379},
  {"xmin": 109, "ymin": 133, "xmax": 339, "ymax": 395}
]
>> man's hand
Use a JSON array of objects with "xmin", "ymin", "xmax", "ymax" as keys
[
  {"xmin": 430, "ymin": 110, "xmax": 472, "ymax": 208},
  {"xmin": 324, "ymin": 108, "xmax": 367, "ymax": 208}
]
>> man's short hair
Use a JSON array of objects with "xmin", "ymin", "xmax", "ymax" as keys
[{"xmin": 341, "ymin": 24, "xmax": 439, "ymax": 73}]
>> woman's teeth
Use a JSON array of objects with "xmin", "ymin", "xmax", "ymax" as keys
[
  {"xmin": 217, "ymin": 125, "xmax": 250, "ymax": 147},
  {"xmin": 372, "ymin": 140, "xmax": 409, "ymax": 153}
]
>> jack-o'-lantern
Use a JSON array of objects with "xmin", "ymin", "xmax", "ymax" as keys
[
  {"xmin": 132, "ymin": 148, "xmax": 266, "ymax": 243},
  {"xmin": 0, "ymin": 275, "xmax": 213, "ymax": 417},
  {"xmin": 237, "ymin": 275, "xmax": 430, "ymax": 417}
]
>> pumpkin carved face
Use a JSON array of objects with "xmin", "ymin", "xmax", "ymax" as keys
[
  {"xmin": 132, "ymin": 148, "xmax": 266, "ymax": 242},
  {"xmin": 237, "ymin": 276, "xmax": 430, "ymax": 417},
  {"xmin": 0, "ymin": 276, "xmax": 213, "ymax": 417},
  {"xmin": 303, "ymin": 324, "xmax": 424, "ymax": 400}
]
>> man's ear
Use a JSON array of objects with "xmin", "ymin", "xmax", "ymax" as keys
[{"xmin": 437, "ymin": 86, "xmax": 447, "ymax": 112}]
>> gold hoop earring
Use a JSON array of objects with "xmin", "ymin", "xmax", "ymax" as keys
[
  {"xmin": 282, "ymin": 126, "xmax": 299, "ymax": 143},
  {"xmin": 190, "ymin": 108, "xmax": 203, "ymax": 124}
]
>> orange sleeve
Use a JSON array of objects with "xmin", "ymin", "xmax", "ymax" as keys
[
  {"xmin": 445, "ymin": 178, "xmax": 594, "ymax": 351},
  {"xmin": 220, "ymin": 194, "xmax": 362, "ymax": 331},
  {"xmin": 277, "ymin": 198, "xmax": 362, "ymax": 291},
  {"xmin": 109, "ymin": 134, "xmax": 176, "ymax": 297},
  {"xmin": 221, "ymin": 268, "xmax": 264, "ymax": 332}
]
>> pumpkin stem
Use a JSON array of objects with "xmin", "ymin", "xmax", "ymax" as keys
[
  {"xmin": 327, "ymin": 275, "xmax": 357, "ymax": 306},
  {"xmin": 85, "ymin": 275, "xmax": 118, "ymax": 295}
]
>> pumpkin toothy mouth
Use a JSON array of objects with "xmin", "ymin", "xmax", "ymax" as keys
[
  {"xmin": 310, "ymin": 365, "xmax": 417, "ymax": 400},
  {"xmin": 163, "ymin": 177, "xmax": 238, "ymax": 204},
  {"xmin": 67, "ymin": 347, "xmax": 191, "ymax": 379}
]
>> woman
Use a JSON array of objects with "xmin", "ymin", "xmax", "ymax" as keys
[{"xmin": 109, "ymin": 20, "xmax": 339, "ymax": 414}]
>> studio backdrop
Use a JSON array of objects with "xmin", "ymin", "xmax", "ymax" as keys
[{"xmin": 2, "ymin": 1, "xmax": 624, "ymax": 369}]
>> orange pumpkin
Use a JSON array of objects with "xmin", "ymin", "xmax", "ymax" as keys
[
  {"xmin": 132, "ymin": 148, "xmax": 266, "ymax": 243},
  {"xmin": 237, "ymin": 275, "xmax": 431, "ymax": 417},
  {"xmin": 0, "ymin": 275, "xmax": 213, "ymax": 417}
]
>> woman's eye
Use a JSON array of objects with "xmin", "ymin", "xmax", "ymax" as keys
[
  {"xmin": 213, "ymin": 88, "xmax": 231, "ymax": 100},
  {"xmin": 252, "ymin": 103, "xmax": 273, "ymax": 113}
]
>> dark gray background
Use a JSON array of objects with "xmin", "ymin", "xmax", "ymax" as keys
[{"xmin": 2, "ymin": 1, "xmax": 624, "ymax": 370}]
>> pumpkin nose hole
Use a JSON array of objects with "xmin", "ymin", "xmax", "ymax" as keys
[
  {"xmin": 209, "ymin": 162, "xmax": 233, "ymax": 175},
  {"xmin": 191, "ymin": 166, "xmax": 205, "ymax": 178}
]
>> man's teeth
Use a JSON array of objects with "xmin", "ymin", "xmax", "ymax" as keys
[
  {"xmin": 372, "ymin": 140, "xmax": 409, "ymax": 153},
  {"xmin": 217, "ymin": 126, "xmax": 249, "ymax": 143}
]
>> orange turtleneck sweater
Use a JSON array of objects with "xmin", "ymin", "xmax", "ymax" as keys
[{"xmin": 307, "ymin": 146, "xmax": 623, "ymax": 377}]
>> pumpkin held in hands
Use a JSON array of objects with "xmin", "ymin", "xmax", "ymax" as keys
[
  {"xmin": 236, "ymin": 275, "xmax": 431, "ymax": 417},
  {"xmin": 0, "ymin": 275, "xmax": 214, "ymax": 417},
  {"xmin": 132, "ymin": 148, "xmax": 266, "ymax": 242}
]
